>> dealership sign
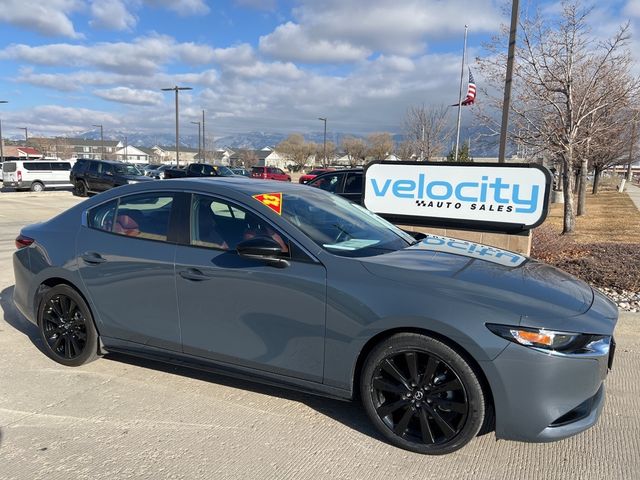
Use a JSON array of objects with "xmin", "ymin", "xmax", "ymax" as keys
[{"xmin": 363, "ymin": 161, "xmax": 552, "ymax": 232}]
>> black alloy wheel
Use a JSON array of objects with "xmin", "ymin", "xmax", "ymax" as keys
[
  {"xmin": 361, "ymin": 333, "xmax": 485, "ymax": 454},
  {"xmin": 38, "ymin": 285, "xmax": 99, "ymax": 367},
  {"xmin": 76, "ymin": 181, "xmax": 87, "ymax": 197}
]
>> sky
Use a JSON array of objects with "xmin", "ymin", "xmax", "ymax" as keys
[{"xmin": 0, "ymin": 0, "xmax": 638, "ymax": 140}]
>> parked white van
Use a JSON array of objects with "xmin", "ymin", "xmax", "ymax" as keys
[{"xmin": 1, "ymin": 160, "xmax": 74, "ymax": 191}]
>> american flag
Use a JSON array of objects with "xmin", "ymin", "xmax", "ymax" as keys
[{"xmin": 453, "ymin": 68, "xmax": 477, "ymax": 106}]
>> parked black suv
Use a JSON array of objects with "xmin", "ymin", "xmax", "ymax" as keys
[
  {"xmin": 71, "ymin": 159, "xmax": 153, "ymax": 196},
  {"xmin": 306, "ymin": 168, "xmax": 363, "ymax": 203}
]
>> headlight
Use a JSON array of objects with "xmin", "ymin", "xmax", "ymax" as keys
[
  {"xmin": 127, "ymin": 180, "xmax": 138, "ymax": 184},
  {"xmin": 486, "ymin": 323, "xmax": 609, "ymax": 354}
]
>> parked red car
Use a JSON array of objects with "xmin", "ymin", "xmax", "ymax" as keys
[
  {"xmin": 298, "ymin": 168, "xmax": 335, "ymax": 184},
  {"xmin": 250, "ymin": 166, "xmax": 291, "ymax": 181}
]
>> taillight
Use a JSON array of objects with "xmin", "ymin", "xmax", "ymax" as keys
[
  {"xmin": 15, "ymin": 234, "xmax": 34, "ymax": 249},
  {"xmin": 17, "ymin": 170, "xmax": 22, "ymax": 181}
]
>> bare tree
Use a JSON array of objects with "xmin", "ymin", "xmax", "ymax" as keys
[
  {"xmin": 403, "ymin": 104, "xmax": 452, "ymax": 160},
  {"xmin": 314, "ymin": 140, "xmax": 336, "ymax": 167},
  {"xmin": 395, "ymin": 140, "xmax": 414, "ymax": 160},
  {"xmin": 276, "ymin": 134, "xmax": 315, "ymax": 170},
  {"xmin": 239, "ymin": 150, "xmax": 259, "ymax": 169},
  {"xmin": 477, "ymin": 1, "xmax": 638, "ymax": 233},
  {"xmin": 340, "ymin": 136, "xmax": 367, "ymax": 166},
  {"xmin": 367, "ymin": 132, "xmax": 394, "ymax": 161}
]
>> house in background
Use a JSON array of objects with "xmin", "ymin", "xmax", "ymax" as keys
[
  {"xmin": 152, "ymin": 145, "xmax": 200, "ymax": 164},
  {"xmin": 68, "ymin": 138, "xmax": 122, "ymax": 160},
  {"xmin": 115, "ymin": 146, "xmax": 149, "ymax": 164},
  {"xmin": 228, "ymin": 147, "xmax": 287, "ymax": 169},
  {"xmin": 1, "ymin": 146, "xmax": 42, "ymax": 160}
]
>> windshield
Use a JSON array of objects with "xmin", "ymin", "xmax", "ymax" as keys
[
  {"xmin": 215, "ymin": 166, "xmax": 235, "ymax": 176},
  {"xmin": 279, "ymin": 189, "xmax": 414, "ymax": 257},
  {"xmin": 114, "ymin": 164, "xmax": 142, "ymax": 176}
]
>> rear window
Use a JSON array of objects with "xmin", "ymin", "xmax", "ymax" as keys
[
  {"xmin": 252, "ymin": 167, "xmax": 265, "ymax": 174},
  {"xmin": 3, "ymin": 162, "xmax": 16, "ymax": 173}
]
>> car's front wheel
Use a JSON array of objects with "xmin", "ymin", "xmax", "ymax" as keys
[
  {"xmin": 38, "ymin": 285, "xmax": 99, "ymax": 367},
  {"xmin": 360, "ymin": 333, "xmax": 485, "ymax": 454},
  {"xmin": 75, "ymin": 180, "xmax": 88, "ymax": 197}
]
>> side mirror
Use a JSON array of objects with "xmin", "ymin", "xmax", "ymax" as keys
[{"xmin": 237, "ymin": 236, "xmax": 289, "ymax": 268}]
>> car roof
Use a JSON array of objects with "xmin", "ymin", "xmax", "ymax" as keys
[{"xmin": 155, "ymin": 177, "xmax": 308, "ymax": 196}]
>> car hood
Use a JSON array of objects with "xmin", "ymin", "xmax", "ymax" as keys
[{"xmin": 359, "ymin": 236, "xmax": 594, "ymax": 320}]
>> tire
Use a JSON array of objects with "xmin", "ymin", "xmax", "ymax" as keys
[
  {"xmin": 360, "ymin": 333, "xmax": 485, "ymax": 454},
  {"xmin": 30, "ymin": 182, "xmax": 44, "ymax": 192},
  {"xmin": 37, "ymin": 284, "xmax": 99, "ymax": 367},
  {"xmin": 76, "ymin": 180, "xmax": 88, "ymax": 197}
]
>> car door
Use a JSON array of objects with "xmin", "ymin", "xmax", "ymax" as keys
[
  {"xmin": 84, "ymin": 161, "xmax": 102, "ymax": 191},
  {"xmin": 341, "ymin": 171, "xmax": 363, "ymax": 203},
  {"xmin": 174, "ymin": 193, "xmax": 327, "ymax": 382},
  {"xmin": 77, "ymin": 191, "xmax": 182, "ymax": 351}
]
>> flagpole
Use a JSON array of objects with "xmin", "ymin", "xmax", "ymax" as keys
[{"xmin": 454, "ymin": 25, "xmax": 468, "ymax": 162}]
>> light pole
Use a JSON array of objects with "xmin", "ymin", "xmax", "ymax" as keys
[
  {"xmin": 18, "ymin": 127, "xmax": 28, "ymax": 144},
  {"xmin": 191, "ymin": 121, "xmax": 201, "ymax": 162},
  {"xmin": 92, "ymin": 124, "xmax": 104, "ymax": 160},
  {"xmin": 498, "ymin": 0, "xmax": 520, "ymax": 163},
  {"xmin": 202, "ymin": 109, "xmax": 206, "ymax": 162},
  {"xmin": 318, "ymin": 117, "xmax": 327, "ymax": 167},
  {"xmin": 0, "ymin": 100, "xmax": 7, "ymax": 163},
  {"xmin": 162, "ymin": 85, "xmax": 192, "ymax": 166}
]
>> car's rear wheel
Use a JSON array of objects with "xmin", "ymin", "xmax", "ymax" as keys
[
  {"xmin": 38, "ymin": 285, "xmax": 99, "ymax": 367},
  {"xmin": 360, "ymin": 333, "xmax": 485, "ymax": 454},
  {"xmin": 30, "ymin": 181, "xmax": 44, "ymax": 192}
]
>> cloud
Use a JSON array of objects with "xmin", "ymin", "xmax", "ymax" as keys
[
  {"xmin": 1, "ymin": 35, "xmax": 215, "ymax": 74},
  {"xmin": 90, "ymin": 0, "xmax": 137, "ymax": 31},
  {"xmin": 143, "ymin": 0, "xmax": 210, "ymax": 16},
  {"xmin": 260, "ymin": 0, "xmax": 502, "ymax": 62},
  {"xmin": 4, "ymin": 105, "xmax": 121, "ymax": 134},
  {"xmin": 0, "ymin": 0, "xmax": 83, "ymax": 38},
  {"xmin": 235, "ymin": 0, "xmax": 277, "ymax": 11},
  {"xmin": 94, "ymin": 87, "xmax": 164, "ymax": 105},
  {"xmin": 259, "ymin": 22, "xmax": 372, "ymax": 63}
]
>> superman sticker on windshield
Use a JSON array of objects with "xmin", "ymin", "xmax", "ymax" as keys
[{"xmin": 253, "ymin": 192, "xmax": 283, "ymax": 215}]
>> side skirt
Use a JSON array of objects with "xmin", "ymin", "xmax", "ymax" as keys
[{"xmin": 101, "ymin": 336, "xmax": 353, "ymax": 402}]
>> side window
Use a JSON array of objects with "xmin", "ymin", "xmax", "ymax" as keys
[
  {"xmin": 102, "ymin": 163, "xmax": 114, "ymax": 175},
  {"xmin": 88, "ymin": 162, "xmax": 100, "ymax": 174},
  {"xmin": 310, "ymin": 173, "xmax": 343, "ymax": 193},
  {"xmin": 344, "ymin": 173, "xmax": 363, "ymax": 194},
  {"xmin": 191, "ymin": 194, "xmax": 289, "ymax": 254},
  {"xmin": 51, "ymin": 162, "xmax": 71, "ymax": 171},
  {"xmin": 88, "ymin": 200, "xmax": 117, "ymax": 232},
  {"xmin": 114, "ymin": 193, "xmax": 175, "ymax": 241}
]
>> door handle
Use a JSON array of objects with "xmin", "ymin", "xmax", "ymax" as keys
[
  {"xmin": 179, "ymin": 268, "xmax": 212, "ymax": 281},
  {"xmin": 81, "ymin": 252, "xmax": 107, "ymax": 265}
]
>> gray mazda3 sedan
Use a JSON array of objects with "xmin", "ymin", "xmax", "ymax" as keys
[{"xmin": 12, "ymin": 178, "xmax": 617, "ymax": 454}]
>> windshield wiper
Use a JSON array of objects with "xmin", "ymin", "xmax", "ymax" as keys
[{"xmin": 332, "ymin": 224, "xmax": 353, "ymax": 240}]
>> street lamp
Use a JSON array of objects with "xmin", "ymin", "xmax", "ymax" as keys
[
  {"xmin": 0, "ymin": 100, "xmax": 7, "ymax": 163},
  {"xmin": 318, "ymin": 117, "xmax": 327, "ymax": 168},
  {"xmin": 18, "ymin": 127, "xmax": 28, "ymax": 144},
  {"xmin": 191, "ymin": 121, "xmax": 201, "ymax": 162},
  {"xmin": 161, "ymin": 85, "xmax": 193, "ymax": 166},
  {"xmin": 92, "ymin": 124, "xmax": 104, "ymax": 160}
]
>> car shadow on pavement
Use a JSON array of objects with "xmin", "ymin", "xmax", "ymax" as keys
[
  {"xmin": 107, "ymin": 352, "xmax": 383, "ymax": 443},
  {"xmin": 0, "ymin": 285, "xmax": 382, "ymax": 443},
  {"xmin": 0, "ymin": 285, "xmax": 48, "ymax": 356}
]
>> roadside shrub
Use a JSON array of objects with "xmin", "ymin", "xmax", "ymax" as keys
[{"xmin": 531, "ymin": 224, "xmax": 640, "ymax": 291}]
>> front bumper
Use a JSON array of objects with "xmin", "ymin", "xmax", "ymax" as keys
[{"xmin": 484, "ymin": 335, "xmax": 612, "ymax": 442}]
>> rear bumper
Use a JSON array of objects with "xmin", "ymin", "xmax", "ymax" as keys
[
  {"xmin": 12, "ymin": 249, "xmax": 37, "ymax": 325},
  {"xmin": 4, "ymin": 181, "xmax": 29, "ymax": 188}
]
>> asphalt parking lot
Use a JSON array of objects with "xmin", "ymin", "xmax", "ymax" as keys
[{"xmin": 0, "ymin": 190, "xmax": 639, "ymax": 480}]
